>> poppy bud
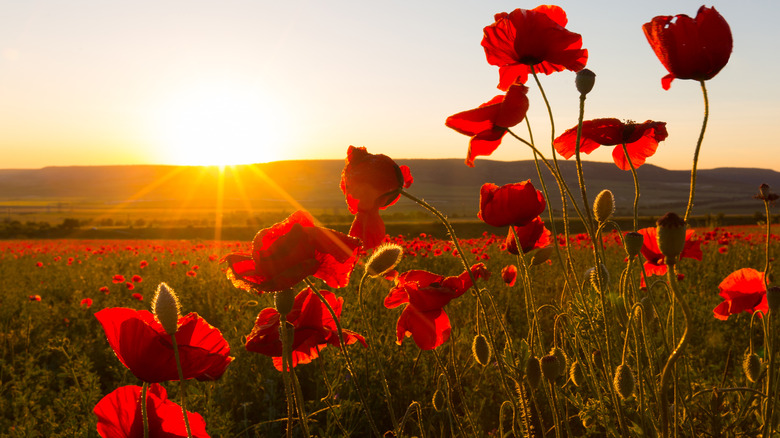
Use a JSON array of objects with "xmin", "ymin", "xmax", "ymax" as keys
[
  {"xmin": 550, "ymin": 347, "xmax": 568, "ymax": 377},
  {"xmin": 365, "ymin": 243, "xmax": 404, "ymax": 277},
  {"xmin": 531, "ymin": 246, "xmax": 554, "ymax": 265},
  {"xmin": 767, "ymin": 287, "xmax": 780, "ymax": 314},
  {"xmin": 614, "ymin": 364, "xmax": 634, "ymax": 400},
  {"xmin": 656, "ymin": 212, "xmax": 687, "ymax": 263},
  {"xmin": 593, "ymin": 189, "xmax": 614, "ymax": 223},
  {"xmin": 274, "ymin": 288, "xmax": 295, "ymax": 317},
  {"xmin": 541, "ymin": 354, "xmax": 560, "ymax": 381},
  {"xmin": 472, "ymin": 334, "xmax": 491, "ymax": 366},
  {"xmin": 587, "ymin": 264, "xmax": 610, "ymax": 292},
  {"xmin": 570, "ymin": 360, "xmax": 585, "ymax": 387},
  {"xmin": 638, "ymin": 296, "xmax": 656, "ymax": 326},
  {"xmin": 759, "ymin": 184, "xmax": 772, "ymax": 199},
  {"xmin": 432, "ymin": 389, "xmax": 446, "ymax": 413},
  {"xmin": 624, "ymin": 231, "xmax": 644, "ymax": 258},
  {"xmin": 575, "ymin": 69, "xmax": 596, "ymax": 95},
  {"xmin": 743, "ymin": 352, "xmax": 762, "ymax": 383},
  {"xmin": 151, "ymin": 282, "xmax": 181, "ymax": 335},
  {"xmin": 526, "ymin": 356, "xmax": 542, "ymax": 389},
  {"xmin": 591, "ymin": 350, "xmax": 603, "ymax": 371}
]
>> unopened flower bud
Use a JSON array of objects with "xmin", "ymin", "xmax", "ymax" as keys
[
  {"xmin": 575, "ymin": 69, "xmax": 596, "ymax": 95},
  {"xmin": 531, "ymin": 246, "xmax": 554, "ymax": 265},
  {"xmin": 152, "ymin": 282, "xmax": 181, "ymax": 335},
  {"xmin": 614, "ymin": 364, "xmax": 635, "ymax": 400},
  {"xmin": 593, "ymin": 189, "xmax": 615, "ymax": 223},
  {"xmin": 541, "ymin": 354, "xmax": 560, "ymax": 381},
  {"xmin": 526, "ymin": 356, "xmax": 542, "ymax": 389},
  {"xmin": 656, "ymin": 212, "xmax": 687, "ymax": 262},
  {"xmin": 274, "ymin": 288, "xmax": 295, "ymax": 317},
  {"xmin": 472, "ymin": 334, "xmax": 491, "ymax": 366},
  {"xmin": 743, "ymin": 352, "xmax": 762, "ymax": 383},
  {"xmin": 432, "ymin": 389, "xmax": 446, "ymax": 412},
  {"xmin": 624, "ymin": 232, "xmax": 644, "ymax": 258},
  {"xmin": 550, "ymin": 347, "xmax": 568, "ymax": 377},
  {"xmin": 587, "ymin": 264, "xmax": 610, "ymax": 292},
  {"xmin": 570, "ymin": 361, "xmax": 585, "ymax": 387},
  {"xmin": 365, "ymin": 243, "xmax": 404, "ymax": 277},
  {"xmin": 767, "ymin": 286, "xmax": 780, "ymax": 314}
]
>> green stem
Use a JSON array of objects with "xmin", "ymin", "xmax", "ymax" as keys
[
  {"xmin": 432, "ymin": 349, "xmax": 471, "ymax": 437},
  {"xmin": 764, "ymin": 199, "xmax": 772, "ymax": 286},
  {"xmin": 620, "ymin": 142, "xmax": 641, "ymax": 232},
  {"xmin": 683, "ymin": 81, "xmax": 709, "ymax": 222},
  {"xmin": 279, "ymin": 318, "xmax": 295, "ymax": 438},
  {"xmin": 141, "ymin": 382, "xmax": 149, "ymax": 438},
  {"xmin": 171, "ymin": 334, "xmax": 193, "ymax": 438},
  {"xmin": 574, "ymin": 93, "xmax": 595, "ymax": 235}
]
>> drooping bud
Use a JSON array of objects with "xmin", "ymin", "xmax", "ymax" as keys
[
  {"xmin": 575, "ymin": 68, "xmax": 596, "ymax": 96},
  {"xmin": 550, "ymin": 347, "xmax": 568, "ymax": 377},
  {"xmin": 431, "ymin": 389, "xmax": 446, "ymax": 412},
  {"xmin": 274, "ymin": 288, "xmax": 295, "ymax": 317},
  {"xmin": 365, "ymin": 243, "xmax": 404, "ymax": 277},
  {"xmin": 767, "ymin": 286, "xmax": 780, "ymax": 314},
  {"xmin": 540, "ymin": 354, "xmax": 560, "ymax": 381},
  {"xmin": 637, "ymin": 296, "xmax": 656, "ymax": 326},
  {"xmin": 152, "ymin": 282, "xmax": 181, "ymax": 335},
  {"xmin": 743, "ymin": 352, "xmax": 762, "ymax": 383},
  {"xmin": 591, "ymin": 350, "xmax": 603, "ymax": 371},
  {"xmin": 624, "ymin": 231, "xmax": 644, "ymax": 258},
  {"xmin": 525, "ymin": 356, "xmax": 542, "ymax": 389},
  {"xmin": 570, "ymin": 361, "xmax": 585, "ymax": 387},
  {"xmin": 531, "ymin": 246, "xmax": 554, "ymax": 266},
  {"xmin": 587, "ymin": 264, "xmax": 610, "ymax": 292},
  {"xmin": 593, "ymin": 189, "xmax": 615, "ymax": 223},
  {"xmin": 656, "ymin": 212, "xmax": 687, "ymax": 263},
  {"xmin": 472, "ymin": 334, "xmax": 491, "ymax": 366},
  {"xmin": 614, "ymin": 364, "xmax": 635, "ymax": 400}
]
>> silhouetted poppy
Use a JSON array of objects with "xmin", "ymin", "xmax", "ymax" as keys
[
  {"xmin": 132, "ymin": 293, "xmax": 143, "ymax": 301},
  {"xmin": 384, "ymin": 264, "xmax": 486, "ymax": 350},
  {"xmin": 222, "ymin": 210, "xmax": 361, "ymax": 292},
  {"xmin": 94, "ymin": 383, "xmax": 209, "ymax": 438},
  {"xmin": 245, "ymin": 287, "xmax": 366, "ymax": 371},
  {"xmin": 132, "ymin": 275, "xmax": 143, "ymax": 283},
  {"xmin": 95, "ymin": 308, "xmax": 233, "ymax": 383},
  {"xmin": 643, "ymin": 6, "xmax": 732, "ymax": 90},
  {"xmin": 713, "ymin": 268, "xmax": 767, "ymax": 320},
  {"xmin": 505, "ymin": 216, "xmax": 552, "ymax": 254},
  {"xmin": 554, "ymin": 119, "xmax": 668, "ymax": 170},
  {"xmin": 479, "ymin": 181, "xmax": 546, "ymax": 227},
  {"xmin": 501, "ymin": 264, "xmax": 518, "ymax": 287},
  {"xmin": 340, "ymin": 146, "xmax": 413, "ymax": 249},
  {"xmin": 446, "ymin": 84, "xmax": 530, "ymax": 167},
  {"xmin": 482, "ymin": 5, "xmax": 588, "ymax": 90},
  {"xmin": 637, "ymin": 227, "xmax": 702, "ymax": 276}
]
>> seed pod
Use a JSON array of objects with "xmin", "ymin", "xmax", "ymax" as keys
[
  {"xmin": 274, "ymin": 288, "xmax": 295, "ymax": 317},
  {"xmin": 656, "ymin": 212, "xmax": 687, "ymax": 262},
  {"xmin": 550, "ymin": 347, "xmax": 568, "ymax": 377},
  {"xmin": 541, "ymin": 355, "xmax": 560, "ymax": 381},
  {"xmin": 575, "ymin": 68, "xmax": 596, "ymax": 95},
  {"xmin": 152, "ymin": 282, "xmax": 181, "ymax": 335},
  {"xmin": 593, "ymin": 189, "xmax": 615, "ymax": 223},
  {"xmin": 613, "ymin": 364, "xmax": 635, "ymax": 400},
  {"xmin": 431, "ymin": 389, "xmax": 446, "ymax": 413},
  {"xmin": 472, "ymin": 334, "xmax": 491, "ymax": 366},
  {"xmin": 743, "ymin": 352, "xmax": 762, "ymax": 383},
  {"xmin": 570, "ymin": 360, "xmax": 585, "ymax": 387},
  {"xmin": 526, "ymin": 356, "xmax": 542, "ymax": 389},
  {"xmin": 624, "ymin": 231, "xmax": 644, "ymax": 258},
  {"xmin": 365, "ymin": 243, "xmax": 404, "ymax": 277}
]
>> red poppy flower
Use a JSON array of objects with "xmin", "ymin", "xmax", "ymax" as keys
[
  {"xmin": 100, "ymin": 286, "xmax": 110, "ymax": 295},
  {"xmin": 81, "ymin": 298, "xmax": 93, "ymax": 308},
  {"xmin": 643, "ymin": 6, "xmax": 732, "ymax": 90},
  {"xmin": 713, "ymin": 268, "xmax": 767, "ymax": 320},
  {"xmin": 94, "ymin": 384, "xmax": 209, "ymax": 438},
  {"xmin": 132, "ymin": 293, "xmax": 143, "ymax": 301},
  {"xmin": 479, "ymin": 181, "xmax": 546, "ymax": 227},
  {"xmin": 139, "ymin": 260, "xmax": 148, "ymax": 269},
  {"xmin": 126, "ymin": 282, "xmax": 135, "ymax": 290},
  {"xmin": 384, "ymin": 264, "xmax": 486, "ymax": 350},
  {"xmin": 554, "ymin": 119, "xmax": 668, "ymax": 170},
  {"xmin": 340, "ymin": 146, "xmax": 413, "ymax": 249},
  {"xmin": 501, "ymin": 264, "xmax": 518, "ymax": 287},
  {"xmin": 95, "ymin": 308, "xmax": 233, "ymax": 383},
  {"xmin": 28, "ymin": 294, "xmax": 41, "ymax": 302},
  {"xmin": 186, "ymin": 270, "xmax": 197, "ymax": 277},
  {"xmin": 245, "ymin": 287, "xmax": 366, "ymax": 371},
  {"xmin": 36, "ymin": 261, "xmax": 43, "ymax": 268},
  {"xmin": 482, "ymin": 5, "xmax": 588, "ymax": 90},
  {"xmin": 637, "ymin": 227, "xmax": 702, "ymax": 276},
  {"xmin": 505, "ymin": 216, "xmax": 552, "ymax": 254},
  {"xmin": 113, "ymin": 275, "xmax": 125, "ymax": 284},
  {"xmin": 445, "ymin": 83, "xmax": 530, "ymax": 167},
  {"xmin": 132, "ymin": 275, "xmax": 143, "ymax": 283},
  {"xmin": 222, "ymin": 210, "xmax": 361, "ymax": 293}
]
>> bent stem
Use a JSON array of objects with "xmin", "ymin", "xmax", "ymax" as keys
[
  {"xmin": 171, "ymin": 335, "xmax": 193, "ymax": 438},
  {"xmin": 683, "ymin": 80, "xmax": 709, "ymax": 222},
  {"xmin": 621, "ymin": 142, "xmax": 641, "ymax": 231},
  {"xmin": 305, "ymin": 279, "xmax": 382, "ymax": 438},
  {"xmin": 659, "ymin": 262, "xmax": 692, "ymax": 438}
]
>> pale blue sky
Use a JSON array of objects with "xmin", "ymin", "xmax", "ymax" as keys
[{"xmin": 0, "ymin": 1, "xmax": 776, "ymax": 170}]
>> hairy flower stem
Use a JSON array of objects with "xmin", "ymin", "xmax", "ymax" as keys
[
  {"xmin": 621, "ymin": 142, "xmax": 641, "ymax": 232},
  {"xmin": 660, "ymin": 262, "xmax": 692, "ymax": 438},
  {"xmin": 305, "ymin": 280, "xmax": 381, "ymax": 438},
  {"xmin": 683, "ymin": 81, "xmax": 709, "ymax": 222},
  {"xmin": 279, "ymin": 342, "xmax": 294, "ymax": 438},
  {"xmin": 764, "ymin": 199, "xmax": 772, "ymax": 286},
  {"xmin": 357, "ymin": 272, "xmax": 400, "ymax": 433},
  {"xmin": 171, "ymin": 335, "xmax": 193, "ymax": 438},
  {"xmin": 432, "ymin": 351, "xmax": 469, "ymax": 437},
  {"xmin": 574, "ymin": 93, "xmax": 595, "ymax": 235},
  {"xmin": 141, "ymin": 382, "xmax": 149, "ymax": 438}
]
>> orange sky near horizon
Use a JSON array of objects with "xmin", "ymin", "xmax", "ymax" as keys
[{"xmin": 0, "ymin": 1, "xmax": 778, "ymax": 172}]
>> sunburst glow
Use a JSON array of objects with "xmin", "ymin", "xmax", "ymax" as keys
[{"xmin": 153, "ymin": 84, "xmax": 282, "ymax": 166}]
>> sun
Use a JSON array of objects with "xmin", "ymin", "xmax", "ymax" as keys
[{"xmin": 153, "ymin": 84, "xmax": 283, "ymax": 166}]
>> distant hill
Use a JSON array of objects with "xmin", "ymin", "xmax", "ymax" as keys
[{"xmin": 0, "ymin": 159, "xmax": 777, "ymax": 218}]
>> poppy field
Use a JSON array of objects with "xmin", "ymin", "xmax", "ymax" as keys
[{"xmin": 3, "ymin": 3, "xmax": 779, "ymax": 438}]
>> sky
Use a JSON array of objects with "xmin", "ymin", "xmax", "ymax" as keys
[{"xmin": 0, "ymin": 0, "xmax": 777, "ymax": 171}]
